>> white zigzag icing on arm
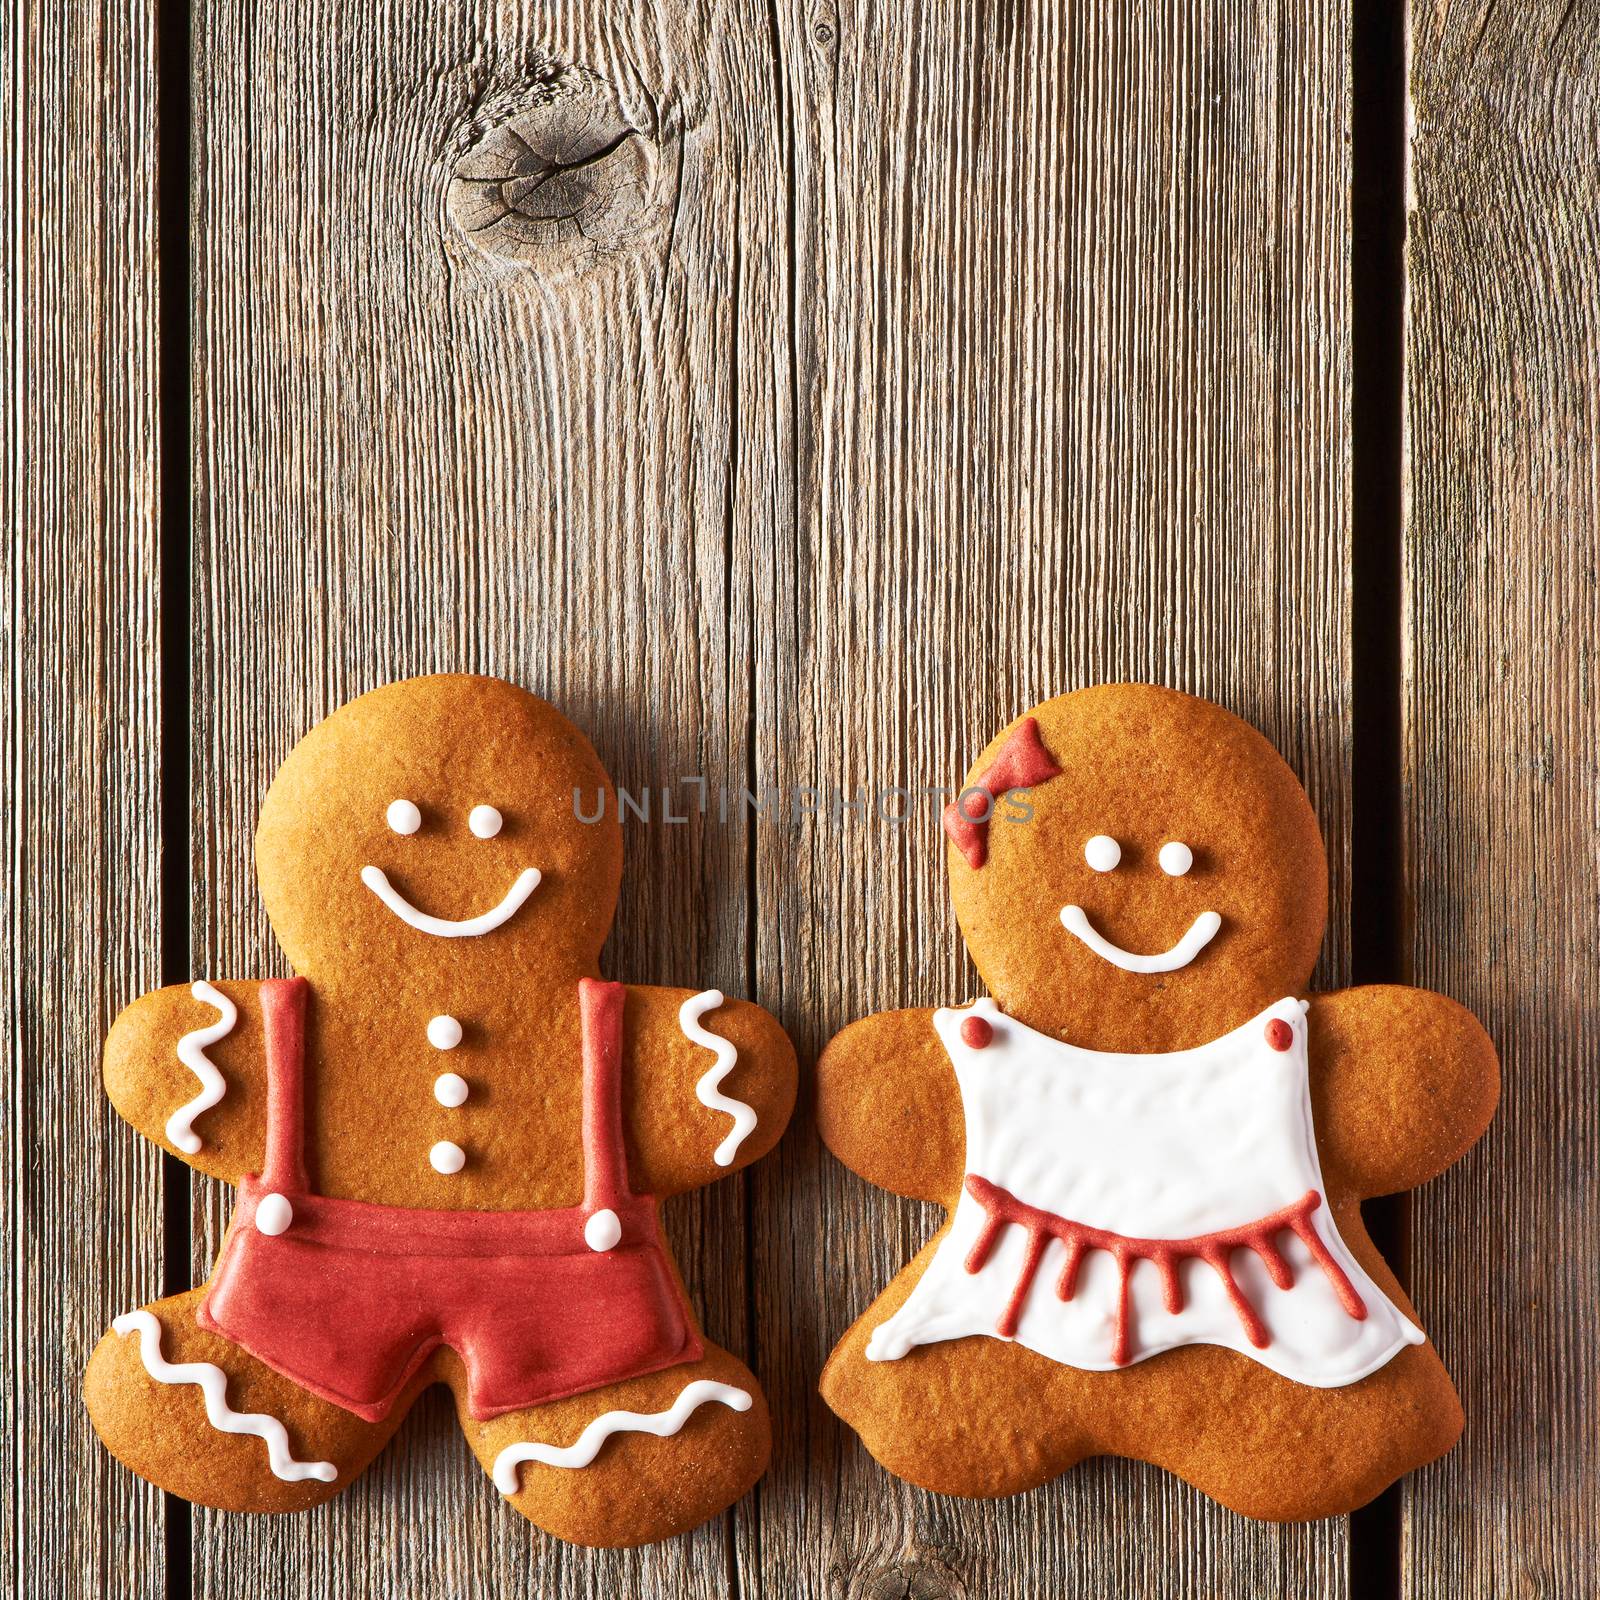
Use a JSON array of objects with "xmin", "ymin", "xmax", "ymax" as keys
[
  {"xmin": 492, "ymin": 1379, "xmax": 752, "ymax": 1491},
  {"xmin": 165, "ymin": 981, "xmax": 237, "ymax": 1155},
  {"xmin": 112, "ymin": 1310, "xmax": 337, "ymax": 1483},
  {"xmin": 678, "ymin": 990, "xmax": 759, "ymax": 1167}
]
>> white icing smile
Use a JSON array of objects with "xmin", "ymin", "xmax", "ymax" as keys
[
  {"xmin": 360, "ymin": 864, "xmax": 541, "ymax": 938},
  {"xmin": 1059, "ymin": 903, "xmax": 1222, "ymax": 974}
]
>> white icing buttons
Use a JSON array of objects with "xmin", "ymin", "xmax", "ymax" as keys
[
  {"xmin": 1159, "ymin": 840, "xmax": 1194, "ymax": 876},
  {"xmin": 434, "ymin": 1072, "xmax": 469, "ymax": 1108},
  {"xmin": 1084, "ymin": 834, "xmax": 1121, "ymax": 872},
  {"xmin": 429, "ymin": 1140, "xmax": 466, "ymax": 1175},
  {"xmin": 386, "ymin": 798, "xmax": 422, "ymax": 835},
  {"xmin": 469, "ymin": 804, "xmax": 503, "ymax": 839},
  {"xmin": 584, "ymin": 1208, "xmax": 622, "ymax": 1252},
  {"xmin": 255, "ymin": 1192, "xmax": 294, "ymax": 1236},
  {"xmin": 427, "ymin": 1014, "xmax": 463, "ymax": 1050}
]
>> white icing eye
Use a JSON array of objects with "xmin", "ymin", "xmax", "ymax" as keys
[
  {"xmin": 386, "ymin": 799, "xmax": 422, "ymax": 836},
  {"xmin": 468, "ymin": 804, "xmax": 503, "ymax": 839},
  {"xmin": 1084, "ymin": 835, "xmax": 1121, "ymax": 873},
  {"xmin": 1159, "ymin": 841, "xmax": 1194, "ymax": 877}
]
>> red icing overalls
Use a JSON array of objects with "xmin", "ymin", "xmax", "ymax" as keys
[{"xmin": 198, "ymin": 976, "xmax": 703, "ymax": 1422}]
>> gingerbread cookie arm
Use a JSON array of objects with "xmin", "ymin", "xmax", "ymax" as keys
[
  {"xmin": 815, "ymin": 1009, "xmax": 963, "ymax": 1204},
  {"xmin": 619, "ymin": 986, "xmax": 797, "ymax": 1198},
  {"xmin": 103, "ymin": 980, "xmax": 269, "ymax": 1184},
  {"xmin": 1307, "ymin": 985, "xmax": 1499, "ymax": 1199}
]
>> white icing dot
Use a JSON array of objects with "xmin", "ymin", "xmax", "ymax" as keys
[
  {"xmin": 427, "ymin": 1014, "xmax": 463, "ymax": 1050},
  {"xmin": 469, "ymin": 804, "xmax": 503, "ymax": 839},
  {"xmin": 1158, "ymin": 840, "xmax": 1194, "ymax": 877},
  {"xmin": 255, "ymin": 1193, "xmax": 294, "ymax": 1236},
  {"xmin": 429, "ymin": 1140, "xmax": 466, "ymax": 1175},
  {"xmin": 1084, "ymin": 835, "xmax": 1122, "ymax": 873},
  {"xmin": 434, "ymin": 1072, "xmax": 469, "ymax": 1107},
  {"xmin": 584, "ymin": 1208, "xmax": 622, "ymax": 1252},
  {"xmin": 386, "ymin": 799, "xmax": 422, "ymax": 835}
]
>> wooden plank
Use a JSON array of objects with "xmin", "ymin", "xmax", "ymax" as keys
[
  {"xmin": 188, "ymin": 0, "xmax": 785, "ymax": 1593},
  {"xmin": 754, "ymin": 2, "xmax": 1357, "ymax": 1594},
  {"xmin": 2, "ymin": 0, "xmax": 165, "ymax": 1595},
  {"xmin": 1402, "ymin": 7, "xmax": 1600, "ymax": 1595}
]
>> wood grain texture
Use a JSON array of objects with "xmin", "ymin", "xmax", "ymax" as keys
[
  {"xmin": 3, "ymin": 0, "xmax": 165, "ymax": 1595},
  {"xmin": 1403, "ymin": 5, "xmax": 1600, "ymax": 1595},
  {"xmin": 34, "ymin": 0, "xmax": 1596, "ymax": 1590},
  {"xmin": 756, "ymin": 2, "xmax": 1357, "ymax": 1595},
  {"xmin": 188, "ymin": 0, "xmax": 785, "ymax": 1594}
]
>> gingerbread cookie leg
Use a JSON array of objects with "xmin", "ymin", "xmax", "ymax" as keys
[
  {"xmin": 453, "ymin": 1342, "xmax": 770, "ymax": 1548},
  {"xmin": 821, "ymin": 1246, "xmax": 1098, "ymax": 1498},
  {"xmin": 826, "ymin": 1245, "xmax": 1462, "ymax": 1517},
  {"xmin": 84, "ymin": 1287, "xmax": 414, "ymax": 1511},
  {"xmin": 1118, "ymin": 1339, "xmax": 1463, "ymax": 1520}
]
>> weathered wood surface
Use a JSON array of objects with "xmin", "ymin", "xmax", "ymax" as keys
[
  {"xmin": 24, "ymin": 0, "xmax": 1599, "ymax": 1593},
  {"xmin": 188, "ymin": 2, "xmax": 785, "ymax": 1596},
  {"xmin": 755, "ymin": 3, "xmax": 1356, "ymax": 1596},
  {"xmin": 3, "ymin": 1, "xmax": 165, "ymax": 1597},
  {"xmin": 1402, "ymin": 6, "xmax": 1600, "ymax": 1598},
  {"xmin": 188, "ymin": 0, "xmax": 1356, "ymax": 1595}
]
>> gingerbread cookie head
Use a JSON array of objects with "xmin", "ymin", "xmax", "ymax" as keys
[
  {"xmin": 946, "ymin": 684, "xmax": 1327, "ymax": 1052},
  {"xmin": 256, "ymin": 674, "xmax": 621, "ymax": 981}
]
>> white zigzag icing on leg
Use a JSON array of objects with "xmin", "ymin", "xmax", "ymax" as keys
[
  {"xmin": 492, "ymin": 1379, "xmax": 752, "ymax": 1491},
  {"xmin": 112, "ymin": 1309, "xmax": 337, "ymax": 1484}
]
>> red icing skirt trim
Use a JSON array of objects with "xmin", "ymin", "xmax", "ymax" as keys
[{"xmin": 962, "ymin": 1174, "xmax": 1367, "ymax": 1367}]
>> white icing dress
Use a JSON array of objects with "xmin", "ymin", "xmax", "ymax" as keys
[{"xmin": 866, "ymin": 997, "xmax": 1424, "ymax": 1389}]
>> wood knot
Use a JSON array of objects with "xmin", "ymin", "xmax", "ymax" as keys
[
  {"xmin": 849, "ymin": 1558, "xmax": 965, "ymax": 1600},
  {"xmin": 446, "ymin": 63, "xmax": 665, "ymax": 273}
]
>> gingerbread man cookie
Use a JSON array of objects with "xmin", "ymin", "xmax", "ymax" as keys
[
  {"xmin": 816, "ymin": 685, "xmax": 1497, "ymax": 1519},
  {"xmin": 85, "ymin": 674, "xmax": 796, "ymax": 1548}
]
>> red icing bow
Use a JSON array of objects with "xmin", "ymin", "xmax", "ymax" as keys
[{"xmin": 942, "ymin": 716, "xmax": 1063, "ymax": 869}]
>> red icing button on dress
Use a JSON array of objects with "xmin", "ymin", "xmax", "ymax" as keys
[
  {"xmin": 1264, "ymin": 1018, "xmax": 1294, "ymax": 1052},
  {"xmin": 961, "ymin": 1016, "xmax": 994, "ymax": 1049}
]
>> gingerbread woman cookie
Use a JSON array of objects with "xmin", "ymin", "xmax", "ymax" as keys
[
  {"xmin": 816, "ymin": 685, "xmax": 1497, "ymax": 1518},
  {"xmin": 85, "ymin": 674, "xmax": 796, "ymax": 1548}
]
